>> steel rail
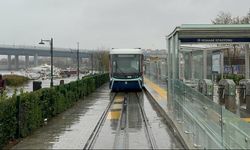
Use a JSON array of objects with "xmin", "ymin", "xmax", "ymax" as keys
[
  {"xmin": 83, "ymin": 92, "xmax": 117, "ymax": 150},
  {"xmin": 113, "ymin": 94, "xmax": 128, "ymax": 149},
  {"xmin": 136, "ymin": 92, "xmax": 158, "ymax": 149}
]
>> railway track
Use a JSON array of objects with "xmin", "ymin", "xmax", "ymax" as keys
[
  {"xmin": 83, "ymin": 91, "xmax": 181, "ymax": 149},
  {"xmin": 83, "ymin": 92, "xmax": 117, "ymax": 149},
  {"xmin": 135, "ymin": 92, "xmax": 158, "ymax": 149},
  {"xmin": 112, "ymin": 92, "xmax": 157, "ymax": 149}
]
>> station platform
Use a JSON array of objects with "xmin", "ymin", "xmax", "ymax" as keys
[
  {"xmin": 144, "ymin": 77, "xmax": 167, "ymax": 109},
  {"xmin": 144, "ymin": 78, "xmax": 188, "ymax": 147}
]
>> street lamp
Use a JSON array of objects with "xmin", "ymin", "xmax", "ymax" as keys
[{"xmin": 39, "ymin": 38, "xmax": 54, "ymax": 87}]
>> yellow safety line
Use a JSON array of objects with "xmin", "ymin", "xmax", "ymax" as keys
[
  {"xmin": 241, "ymin": 118, "xmax": 250, "ymax": 123},
  {"xmin": 144, "ymin": 78, "xmax": 167, "ymax": 100},
  {"xmin": 107, "ymin": 111, "xmax": 121, "ymax": 120},
  {"xmin": 107, "ymin": 94, "xmax": 124, "ymax": 120}
]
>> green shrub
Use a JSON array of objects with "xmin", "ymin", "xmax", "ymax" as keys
[
  {"xmin": 3, "ymin": 75, "xmax": 30, "ymax": 87},
  {"xmin": 0, "ymin": 73, "xmax": 109, "ymax": 148},
  {"xmin": 0, "ymin": 96, "xmax": 17, "ymax": 148},
  {"xmin": 217, "ymin": 74, "xmax": 244, "ymax": 85},
  {"xmin": 19, "ymin": 91, "xmax": 42, "ymax": 137}
]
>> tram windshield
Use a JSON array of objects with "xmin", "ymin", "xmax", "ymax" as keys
[{"xmin": 112, "ymin": 54, "xmax": 140, "ymax": 74}]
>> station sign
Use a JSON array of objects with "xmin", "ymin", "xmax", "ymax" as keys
[{"xmin": 179, "ymin": 38, "xmax": 250, "ymax": 43}]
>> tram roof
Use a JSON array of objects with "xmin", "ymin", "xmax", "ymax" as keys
[{"xmin": 110, "ymin": 49, "xmax": 143, "ymax": 54}]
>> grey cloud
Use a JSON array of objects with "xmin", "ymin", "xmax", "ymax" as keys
[{"xmin": 0, "ymin": 0, "xmax": 249, "ymax": 49}]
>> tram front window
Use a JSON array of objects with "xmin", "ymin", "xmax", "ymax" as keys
[{"xmin": 112, "ymin": 54, "xmax": 140, "ymax": 76}]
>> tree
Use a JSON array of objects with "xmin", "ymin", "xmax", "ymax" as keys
[
  {"xmin": 212, "ymin": 9, "xmax": 250, "ymax": 24},
  {"xmin": 241, "ymin": 9, "xmax": 250, "ymax": 24},
  {"xmin": 212, "ymin": 9, "xmax": 250, "ymax": 74},
  {"xmin": 91, "ymin": 49, "xmax": 109, "ymax": 73},
  {"xmin": 212, "ymin": 12, "xmax": 233, "ymax": 24}
]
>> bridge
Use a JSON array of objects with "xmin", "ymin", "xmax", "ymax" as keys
[
  {"xmin": 1, "ymin": 24, "xmax": 250, "ymax": 149},
  {"xmin": 0, "ymin": 45, "xmax": 91, "ymax": 70}
]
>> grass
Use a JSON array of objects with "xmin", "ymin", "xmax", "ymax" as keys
[{"xmin": 3, "ymin": 75, "xmax": 30, "ymax": 87}]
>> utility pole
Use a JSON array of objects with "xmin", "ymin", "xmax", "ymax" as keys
[
  {"xmin": 91, "ymin": 53, "xmax": 94, "ymax": 74},
  {"xmin": 77, "ymin": 42, "xmax": 80, "ymax": 80},
  {"xmin": 50, "ymin": 38, "xmax": 53, "ymax": 87}
]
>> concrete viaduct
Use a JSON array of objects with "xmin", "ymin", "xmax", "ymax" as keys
[{"xmin": 0, "ymin": 45, "xmax": 91, "ymax": 70}]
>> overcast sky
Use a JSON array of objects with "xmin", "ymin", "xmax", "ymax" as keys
[{"xmin": 0, "ymin": 0, "xmax": 249, "ymax": 50}]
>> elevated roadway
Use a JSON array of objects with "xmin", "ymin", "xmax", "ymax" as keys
[{"xmin": 0, "ymin": 44, "xmax": 91, "ymax": 69}]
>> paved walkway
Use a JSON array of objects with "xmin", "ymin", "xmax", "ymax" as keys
[{"xmin": 11, "ymin": 84, "xmax": 111, "ymax": 149}]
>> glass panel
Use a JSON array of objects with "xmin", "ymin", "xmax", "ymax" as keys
[
  {"xmin": 172, "ymin": 79, "xmax": 223, "ymax": 149},
  {"xmin": 193, "ymin": 51, "xmax": 203, "ymax": 80},
  {"xmin": 222, "ymin": 107, "xmax": 250, "ymax": 149},
  {"xmin": 207, "ymin": 51, "xmax": 213, "ymax": 80},
  {"xmin": 144, "ymin": 57, "xmax": 167, "ymax": 89},
  {"xmin": 170, "ymin": 79, "xmax": 250, "ymax": 149}
]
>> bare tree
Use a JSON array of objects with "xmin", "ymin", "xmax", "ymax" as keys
[
  {"xmin": 212, "ymin": 9, "xmax": 250, "ymax": 24},
  {"xmin": 212, "ymin": 12, "xmax": 233, "ymax": 24},
  {"xmin": 212, "ymin": 9, "xmax": 250, "ymax": 74},
  {"xmin": 91, "ymin": 48, "xmax": 109, "ymax": 73},
  {"xmin": 241, "ymin": 9, "xmax": 250, "ymax": 24}
]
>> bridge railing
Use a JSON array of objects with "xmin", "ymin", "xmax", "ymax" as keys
[{"xmin": 0, "ymin": 44, "xmax": 90, "ymax": 52}]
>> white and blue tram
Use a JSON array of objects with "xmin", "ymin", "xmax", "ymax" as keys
[{"xmin": 109, "ymin": 48, "xmax": 144, "ymax": 91}]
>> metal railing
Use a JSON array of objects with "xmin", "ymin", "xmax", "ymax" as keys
[
  {"xmin": 0, "ymin": 44, "xmax": 90, "ymax": 52},
  {"xmin": 145, "ymin": 60, "xmax": 250, "ymax": 149}
]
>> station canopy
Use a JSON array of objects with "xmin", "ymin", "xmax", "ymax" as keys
[
  {"xmin": 166, "ymin": 24, "xmax": 250, "ymax": 78},
  {"xmin": 167, "ymin": 24, "xmax": 250, "ymax": 44},
  {"xmin": 166, "ymin": 24, "xmax": 250, "ymax": 88}
]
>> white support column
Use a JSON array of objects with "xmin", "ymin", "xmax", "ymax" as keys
[
  {"xmin": 179, "ymin": 53, "xmax": 184, "ymax": 81},
  {"xmin": 34, "ymin": 53, "xmax": 38, "ymax": 67},
  {"xmin": 245, "ymin": 44, "xmax": 250, "ymax": 79},
  {"xmin": 220, "ymin": 51, "xmax": 224, "ymax": 79},
  {"xmin": 167, "ymin": 37, "xmax": 172, "ymax": 107},
  {"xmin": 25, "ymin": 55, "xmax": 29, "ymax": 68},
  {"xmin": 8, "ymin": 55, "xmax": 11, "ymax": 70},
  {"xmin": 167, "ymin": 38, "xmax": 171, "ymax": 85},
  {"xmin": 190, "ymin": 52, "xmax": 194, "ymax": 80},
  {"xmin": 203, "ymin": 50, "xmax": 207, "ymax": 79},
  {"xmin": 172, "ymin": 36, "xmax": 176, "ymax": 79},
  {"xmin": 175, "ymin": 34, "xmax": 180, "ymax": 80},
  {"xmin": 15, "ymin": 55, "xmax": 19, "ymax": 70}
]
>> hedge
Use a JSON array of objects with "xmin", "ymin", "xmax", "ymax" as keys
[{"xmin": 0, "ymin": 73, "xmax": 109, "ymax": 148}]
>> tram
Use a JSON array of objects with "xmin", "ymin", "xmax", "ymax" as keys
[{"xmin": 109, "ymin": 48, "xmax": 144, "ymax": 91}]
